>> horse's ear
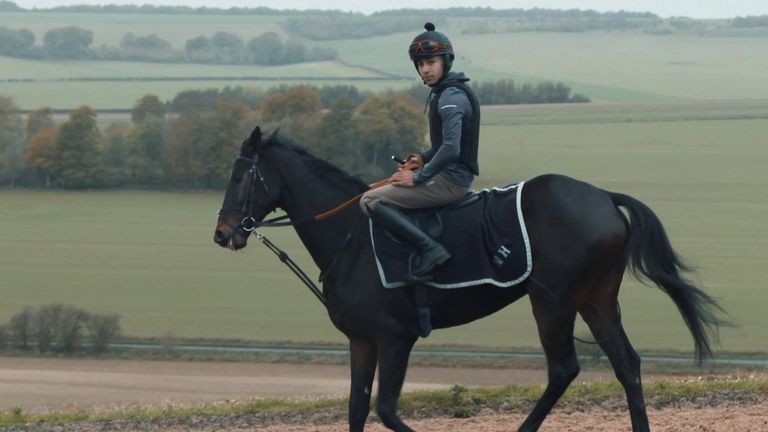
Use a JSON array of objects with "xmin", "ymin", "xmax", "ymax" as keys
[
  {"xmin": 269, "ymin": 128, "xmax": 280, "ymax": 142},
  {"xmin": 249, "ymin": 126, "xmax": 262, "ymax": 146}
]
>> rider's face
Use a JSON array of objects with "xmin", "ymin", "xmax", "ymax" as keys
[{"xmin": 417, "ymin": 56, "xmax": 445, "ymax": 86}]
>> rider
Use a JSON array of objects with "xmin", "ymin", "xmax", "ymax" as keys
[{"xmin": 360, "ymin": 22, "xmax": 481, "ymax": 279}]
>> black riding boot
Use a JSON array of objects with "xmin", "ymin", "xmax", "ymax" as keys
[{"xmin": 368, "ymin": 203, "xmax": 451, "ymax": 278}]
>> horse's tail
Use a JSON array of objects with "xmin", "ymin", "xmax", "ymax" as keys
[{"xmin": 609, "ymin": 192, "xmax": 728, "ymax": 363}]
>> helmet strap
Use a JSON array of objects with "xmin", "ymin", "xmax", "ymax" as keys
[{"xmin": 444, "ymin": 54, "xmax": 453, "ymax": 72}]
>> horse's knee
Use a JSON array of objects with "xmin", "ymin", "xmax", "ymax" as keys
[{"xmin": 549, "ymin": 358, "xmax": 580, "ymax": 385}]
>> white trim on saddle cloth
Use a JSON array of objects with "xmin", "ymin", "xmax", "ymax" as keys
[{"xmin": 369, "ymin": 181, "xmax": 533, "ymax": 289}]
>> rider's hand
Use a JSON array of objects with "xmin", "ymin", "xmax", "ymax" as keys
[
  {"xmin": 391, "ymin": 169, "xmax": 416, "ymax": 187},
  {"xmin": 400, "ymin": 153, "xmax": 424, "ymax": 171}
]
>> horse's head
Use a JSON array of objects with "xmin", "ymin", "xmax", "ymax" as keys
[{"xmin": 214, "ymin": 126, "xmax": 282, "ymax": 250}]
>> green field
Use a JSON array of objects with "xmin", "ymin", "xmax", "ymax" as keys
[
  {"xmin": 0, "ymin": 11, "xmax": 289, "ymax": 47},
  {"xmin": 3, "ymin": 12, "xmax": 768, "ymax": 109},
  {"xmin": 1, "ymin": 101, "xmax": 766, "ymax": 354},
  {"xmin": 323, "ymin": 29, "xmax": 768, "ymax": 101}
]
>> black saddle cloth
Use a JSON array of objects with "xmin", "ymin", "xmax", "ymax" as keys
[{"xmin": 370, "ymin": 182, "xmax": 532, "ymax": 289}]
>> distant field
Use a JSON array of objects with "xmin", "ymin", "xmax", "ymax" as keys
[
  {"xmin": 0, "ymin": 56, "xmax": 404, "ymax": 109},
  {"xmin": 1, "ymin": 102, "xmax": 766, "ymax": 354},
  {"xmin": 326, "ymin": 30, "xmax": 768, "ymax": 101},
  {"xmin": 0, "ymin": 11, "xmax": 289, "ymax": 47},
  {"xmin": 3, "ymin": 11, "xmax": 768, "ymax": 109}
]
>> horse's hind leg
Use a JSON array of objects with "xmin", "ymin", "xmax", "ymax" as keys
[
  {"xmin": 581, "ymin": 280, "xmax": 650, "ymax": 431},
  {"xmin": 518, "ymin": 294, "xmax": 580, "ymax": 432}
]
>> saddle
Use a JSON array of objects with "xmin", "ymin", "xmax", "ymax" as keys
[{"xmin": 370, "ymin": 182, "xmax": 532, "ymax": 289}]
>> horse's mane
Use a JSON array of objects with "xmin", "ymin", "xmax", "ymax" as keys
[{"xmin": 266, "ymin": 133, "xmax": 369, "ymax": 193}]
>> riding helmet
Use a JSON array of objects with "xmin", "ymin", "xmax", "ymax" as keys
[{"xmin": 408, "ymin": 22, "xmax": 454, "ymax": 72}]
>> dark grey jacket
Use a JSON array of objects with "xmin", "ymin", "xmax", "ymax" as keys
[{"xmin": 414, "ymin": 71, "xmax": 480, "ymax": 187}]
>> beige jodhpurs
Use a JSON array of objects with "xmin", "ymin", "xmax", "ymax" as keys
[{"xmin": 359, "ymin": 174, "xmax": 470, "ymax": 216}]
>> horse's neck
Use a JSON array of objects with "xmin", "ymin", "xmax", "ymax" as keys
[{"xmin": 282, "ymin": 171, "xmax": 366, "ymax": 272}]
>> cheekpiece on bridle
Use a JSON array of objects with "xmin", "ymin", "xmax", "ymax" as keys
[{"xmin": 217, "ymin": 153, "xmax": 272, "ymax": 233}]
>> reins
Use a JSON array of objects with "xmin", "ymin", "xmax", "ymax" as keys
[
  {"xmin": 245, "ymin": 160, "xmax": 420, "ymax": 308},
  {"xmin": 313, "ymin": 160, "xmax": 419, "ymax": 221},
  {"xmin": 254, "ymin": 230, "xmax": 327, "ymax": 307}
]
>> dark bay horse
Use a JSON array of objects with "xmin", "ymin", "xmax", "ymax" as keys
[{"xmin": 214, "ymin": 127, "xmax": 726, "ymax": 432}]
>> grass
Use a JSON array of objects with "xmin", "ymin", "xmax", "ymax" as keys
[
  {"xmin": 0, "ymin": 374, "xmax": 764, "ymax": 427},
  {"xmin": 1, "ymin": 101, "xmax": 767, "ymax": 354}
]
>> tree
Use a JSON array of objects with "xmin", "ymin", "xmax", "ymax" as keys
[
  {"xmin": 34, "ymin": 303, "xmax": 64, "ymax": 353},
  {"xmin": 54, "ymin": 106, "xmax": 104, "ymax": 188},
  {"xmin": 0, "ymin": 26, "xmax": 35, "ymax": 57},
  {"xmin": 102, "ymin": 123, "xmax": 129, "ymax": 186},
  {"xmin": 120, "ymin": 32, "xmax": 170, "ymax": 50},
  {"xmin": 184, "ymin": 35, "xmax": 215, "ymax": 62},
  {"xmin": 210, "ymin": 31, "xmax": 245, "ymax": 63},
  {"xmin": 118, "ymin": 32, "xmax": 179, "ymax": 61},
  {"xmin": 165, "ymin": 111, "xmax": 216, "ymax": 186},
  {"xmin": 0, "ymin": 96, "xmax": 25, "ymax": 187},
  {"xmin": 24, "ymin": 125, "xmax": 58, "ymax": 188},
  {"xmin": 260, "ymin": 85, "xmax": 321, "ymax": 125},
  {"xmin": 247, "ymin": 32, "xmax": 283, "ymax": 65},
  {"xmin": 355, "ymin": 95, "xmax": 426, "ymax": 179},
  {"xmin": 131, "ymin": 94, "xmax": 166, "ymax": 124},
  {"xmin": 317, "ymin": 84, "xmax": 366, "ymax": 108},
  {"xmin": 26, "ymin": 106, "xmax": 54, "ymax": 137},
  {"xmin": 209, "ymin": 96, "xmax": 251, "ymax": 186},
  {"xmin": 312, "ymin": 98, "xmax": 360, "ymax": 173},
  {"xmin": 86, "ymin": 313, "xmax": 121, "ymax": 353},
  {"xmin": 125, "ymin": 113, "xmax": 166, "ymax": 185},
  {"xmin": 280, "ymin": 38, "xmax": 305, "ymax": 64},
  {"xmin": 8, "ymin": 307, "xmax": 34, "ymax": 350},
  {"xmin": 43, "ymin": 26, "xmax": 93, "ymax": 59},
  {"xmin": 59, "ymin": 306, "xmax": 88, "ymax": 353}
]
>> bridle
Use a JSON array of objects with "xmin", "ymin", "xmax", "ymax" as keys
[
  {"xmin": 217, "ymin": 154, "xmax": 291, "ymax": 234},
  {"xmin": 215, "ymin": 151, "xmax": 364, "ymax": 308}
]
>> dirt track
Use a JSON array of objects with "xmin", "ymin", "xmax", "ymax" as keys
[
  {"xmin": 0, "ymin": 357, "xmax": 613, "ymax": 413},
  {"xmin": 257, "ymin": 403, "xmax": 768, "ymax": 431},
  {"xmin": 1, "ymin": 357, "xmax": 766, "ymax": 431}
]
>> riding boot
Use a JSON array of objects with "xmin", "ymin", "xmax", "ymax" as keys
[{"xmin": 368, "ymin": 202, "xmax": 451, "ymax": 278}]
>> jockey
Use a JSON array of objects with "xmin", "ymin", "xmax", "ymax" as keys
[{"xmin": 360, "ymin": 22, "xmax": 481, "ymax": 279}]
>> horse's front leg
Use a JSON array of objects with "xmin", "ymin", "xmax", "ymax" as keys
[
  {"xmin": 349, "ymin": 336, "xmax": 378, "ymax": 432},
  {"xmin": 376, "ymin": 334, "xmax": 418, "ymax": 432}
]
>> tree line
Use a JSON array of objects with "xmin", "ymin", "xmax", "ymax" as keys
[
  {"xmin": 0, "ymin": 303, "xmax": 121, "ymax": 354},
  {"xmin": 732, "ymin": 15, "xmax": 768, "ymax": 27},
  {"xmin": 1, "ymin": 80, "xmax": 588, "ymax": 189},
  {"xmin": 0, "ymin": 25, "xmax": 336, "ymax": 64}
]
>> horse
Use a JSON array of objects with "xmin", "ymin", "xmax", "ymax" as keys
[{"xmin": 213, "ymin": 126, "xmax": 727, "ymax": 432}]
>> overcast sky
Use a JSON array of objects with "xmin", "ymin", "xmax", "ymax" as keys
[{"xmin": 11, "ymin": 1, "xmax": 768, "ymax": 19}]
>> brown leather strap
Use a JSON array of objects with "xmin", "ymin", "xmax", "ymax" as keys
[{"xmin": 313, "ymin": 161, "xmax": 420, "ymax": 221}]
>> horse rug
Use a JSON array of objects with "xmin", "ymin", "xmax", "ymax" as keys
[{"xmin": 370, "ymin": 182, "xmax": 532, "ymax": 289}]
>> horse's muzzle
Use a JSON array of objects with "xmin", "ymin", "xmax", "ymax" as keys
[{"xmin": 213, "ymin": 221, "xmax": 249, "ymax": 250}]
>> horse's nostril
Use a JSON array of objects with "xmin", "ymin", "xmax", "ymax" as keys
[{"xmin": 214, "ymin": 230, "xmax": 225, "ymax": 244}]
